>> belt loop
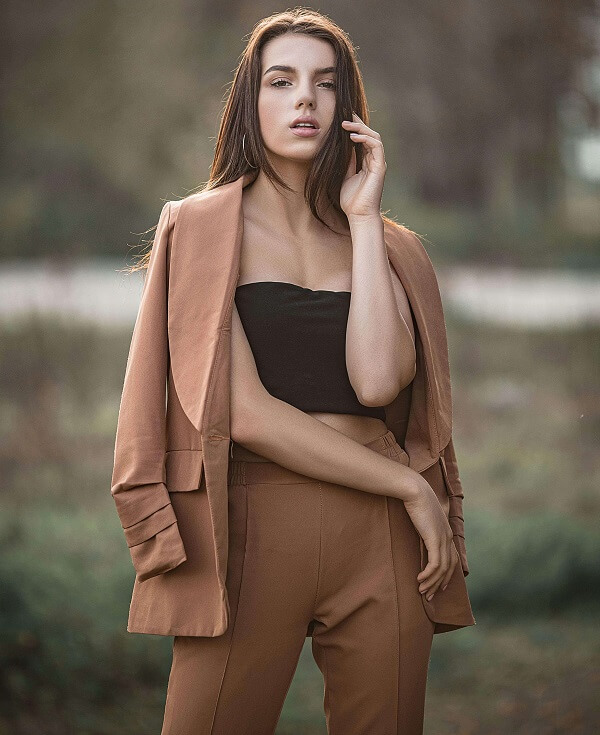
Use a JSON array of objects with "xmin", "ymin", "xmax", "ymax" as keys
[{"xmin": 228, "ymin": 460, "xmax": 247, "ymax": 487}]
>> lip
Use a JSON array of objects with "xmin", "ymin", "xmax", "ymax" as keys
[
  {"xmin": 289, "ymin": 115, "xmax": 320, "ymax": 137},
  {"xmin": 290, "ymin": 126, "xmax": 320, "ymax": 137}
]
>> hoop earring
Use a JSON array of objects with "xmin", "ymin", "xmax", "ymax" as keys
[{"xmin": 242, "ymin": 133, "xmax": 257, "ymax": 169}]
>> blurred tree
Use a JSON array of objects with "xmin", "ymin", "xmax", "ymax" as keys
[
  {"xmin": 0, "ymin": 0, "xmax": 598, "ymax": 257},
  {"xmin": 333, "ymin": 0, "xmax": 599, "ymax": 219}
]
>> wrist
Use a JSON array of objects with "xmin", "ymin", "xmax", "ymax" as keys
[
  {"xmin": 347, "ymin": 212, "xmax": 383, "ymax": 228},
  {"xmin": 390, "ymin": 468, "xmax": 422, "ymax": 503}
]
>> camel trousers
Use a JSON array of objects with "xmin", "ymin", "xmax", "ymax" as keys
[{"xmin": 160, "ymin": 429, "xmax": 435, "ymax": 735}]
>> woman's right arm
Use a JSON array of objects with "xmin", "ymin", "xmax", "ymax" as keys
[
  {"xmin": 230, "ymin": 302, "xmax": 458, "ymax": 598},
  {"xmin": 230, "ymin": 301, "xmax": 419, "ymax": 500}
]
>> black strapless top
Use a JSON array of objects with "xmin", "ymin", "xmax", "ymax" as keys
[{"xmin": 234, "ymin": 281, "xmax": 386, "ymax": 421}]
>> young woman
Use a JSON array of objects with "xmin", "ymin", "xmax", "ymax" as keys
[{"xmin": 112, "ymin": 8, "xmax": 475, "ymax": 734}]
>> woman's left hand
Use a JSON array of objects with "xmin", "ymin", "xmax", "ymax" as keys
[{"xmin": 339, "ymin": 112, "xmax": 387, "ymax": 220}]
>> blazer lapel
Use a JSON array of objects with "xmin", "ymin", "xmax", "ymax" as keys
[
  {"xmin": 167, "ymin": 169, "xmax": 451, "ymax": 464},
  {"xmin": 167, "ymin": 171, "xmax": 255, "ymax": 434}
]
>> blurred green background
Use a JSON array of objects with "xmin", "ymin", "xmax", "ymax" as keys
[{"xmin": 1, "ymin": 1, "xmax": 600, "ymax": 734}]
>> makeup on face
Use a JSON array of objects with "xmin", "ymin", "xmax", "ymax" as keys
[
  {"xmin": 259, "ymin": 35, "xmax": 337, "ymax": 152},
  {"xmin": 289, "ymin": 114, "xmax": 321, "ymax": 137},
  {"xmin": 290, "ymin": 126, "xmax": 321, "ymax": 137}
]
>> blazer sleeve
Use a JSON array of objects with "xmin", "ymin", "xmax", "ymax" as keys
[
  {"xmin": 442, "ymin": 436, "xmax": 469, "ymax": 576},
  {"xmin": 403, "ymin": 224, "xmax": 470, "ymax": 578},
  {"xmin": 110, "ymin": 201, "xmax": 187, "ymax": 582}
]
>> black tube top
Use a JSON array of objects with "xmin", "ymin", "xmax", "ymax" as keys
[{"xmin": 234, "ymin": 281, "xmax": 386, "ymax": 421}]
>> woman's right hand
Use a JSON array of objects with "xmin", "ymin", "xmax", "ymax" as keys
[{"xmin": 400, "ymin": 474, "xmax": 459, "ymax": 601}]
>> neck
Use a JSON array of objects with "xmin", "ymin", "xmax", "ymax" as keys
[{"xmin": 243, "ymin": 164, "xmax": 345, "ymax": 240}]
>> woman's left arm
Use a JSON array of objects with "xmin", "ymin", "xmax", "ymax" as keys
[{"xmin": 340, "ymin": 113, "xmax": 416, "ymax": 406}]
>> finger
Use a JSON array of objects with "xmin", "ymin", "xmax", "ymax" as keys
[
  {"xmin": 417, "ymin": 561, "xmax": 431, "ymax": 582},
  {"xmin": 424, "ymin": 545, "xmax": 450, "ymax": 599},
  {"xmin": 419, "ymin": 544, "xmax": 446, "ymax": 597},
  {"xmin": 346, "ymin": 132, "xmax": 381, "ymax": 146},
  {"xmin": 440, "ymin": 544, "xmax": 459, "ymax": 591},
  {"xmin": 345, "ymin": 134, "xmax": 386, "ymax": 168},
  {"xmin": 342, "ymin": 123, "xmax": 382, "ymax": 142},
  {"xmin": 344, "ymin": 115, "xmax": 382, "ymax": 140},
  {"xmin": 417, "ymin": 544, "xmax": 440, "ymax": 589}
]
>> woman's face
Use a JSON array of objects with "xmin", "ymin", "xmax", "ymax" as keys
[{"xmin": 257, "ymin": 33, "xmax": 337, "ymax": 165}]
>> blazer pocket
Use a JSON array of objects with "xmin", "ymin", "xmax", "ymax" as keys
[{"xmin": 165, "ymin": 449, "xmax": 204, "ymax": 492}]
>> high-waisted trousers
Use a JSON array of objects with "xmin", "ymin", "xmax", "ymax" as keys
[{"xmin": 160, "ymin": 429, "xmax": 435, "ymax": 735}]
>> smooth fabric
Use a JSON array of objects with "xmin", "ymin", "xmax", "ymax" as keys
[
  {"xmin": 110, "ymin": 169, "xmax": 476, "ymax": 637},
  {"xmin": 234, "ymin": 280, "xmax": 386, "ymax": 420},
  {"xmin": 161, "ymin": 430, "xmax": 434, "ymax": 735}
]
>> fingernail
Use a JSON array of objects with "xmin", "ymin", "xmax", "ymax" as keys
[
  {"xmin": 442, "ymin": 584, "xmax": 448, "ymax": 591},
  {"xmin": 427, "ymin": 593, "xmax": 434, "ymax": 601}
]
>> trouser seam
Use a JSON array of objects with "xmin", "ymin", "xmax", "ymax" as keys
[
  {"xmin": 313, "ymin": 482, "xmax": 324, "ymax": 613},
  {"xmin": 209, "ymin": 485, "xmax": 249, "ymax": 732},
  {"xmin": 385, "ymin": 495, "xmax": 401, "ymax": 733},
  {"xmin": 322, "ymin": 638, "xmax": 330, "ymax": 732},
  {"xmin": 161, "ymin": 638, "xmax": 177, "ymax": 735}
]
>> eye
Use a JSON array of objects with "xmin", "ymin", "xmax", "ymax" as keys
[{"xmin": 270, "ymin": 78, "xmax": 336, "ymax": 89}]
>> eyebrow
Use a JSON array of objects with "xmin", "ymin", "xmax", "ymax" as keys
[{"xmin": 263, "ymin": 64, "xmax": 336, "ymax": 77}]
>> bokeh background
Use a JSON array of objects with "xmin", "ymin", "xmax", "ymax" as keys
[{"xmin": 1, "ymin": 2, "xmax": 600, "ymax": 733}]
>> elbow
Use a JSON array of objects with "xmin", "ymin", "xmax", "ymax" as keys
[
  {"xmin": 351, "ymin": 341, "xmax": 417, "ymax": 407},
  {"xmin": 355, "ymin": 362, "xmax": 416, "ymax": 408},
  {"xmin": 355, "ymin": 380, "xmax": 400, "ymax": 408},
  {"xmin": 356, "ymin": 386, "xmax": 397, "ymax": 408}
]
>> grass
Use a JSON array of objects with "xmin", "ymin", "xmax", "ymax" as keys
[{"xmin": 0, "ymin": 315, "xmax": 598, "ymax": 733}]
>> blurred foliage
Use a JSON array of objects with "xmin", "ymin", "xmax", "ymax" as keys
[
  {"xmin": 0, "ymin": 316, "xmax": 599, "ymax": 732},
  {"xmin": 1, "ymin": 0, "xmax": 600, "ymax": 729},
  {"xmin": 1, "ymin": 0, "xmax": 599, "ymax": 263},
  {"xmin": 0, "ymin": 505, "xmax": 599, "ymax": 733}
]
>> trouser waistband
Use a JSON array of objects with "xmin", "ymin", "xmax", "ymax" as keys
[{"xmin": 228, "ymin": 428, "xmax": 402, "ymax": 486}]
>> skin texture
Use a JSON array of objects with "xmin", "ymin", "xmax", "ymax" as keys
[{"xmin": 230, "ymin": 32, "xmax": 458, "ymax": 601}]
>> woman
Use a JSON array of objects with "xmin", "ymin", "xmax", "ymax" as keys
[{"xmin": 112, "ymin": 8, "xmax": 475, "ymax": 734}]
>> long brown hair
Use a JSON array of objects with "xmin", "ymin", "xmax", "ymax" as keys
[
  {"xmin": 205, "ymin": 8, "xmax": 367, "ymax": 219},
  {"xmin": 128, "ymin": 7, "xmax": 413, "ymax": 273}
]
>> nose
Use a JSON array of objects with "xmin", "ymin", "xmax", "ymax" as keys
[{"xmin": 295, "ymin": 82, "xmax": 315, "ymax": 110}]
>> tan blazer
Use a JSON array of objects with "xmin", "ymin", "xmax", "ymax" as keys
[{"xmin": 111, "ymin": 169, "xmax": 475, "ymax": 636}]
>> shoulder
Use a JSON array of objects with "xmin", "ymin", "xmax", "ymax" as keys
[
  {"xmin": 383, "ymin": 217, "xmax": 433, "ymax": 266},
  {"xmin": 383, "ymin": 216, "xmax": 446, "ymax": 314},
  {"xmin": 383, "ymin": 217, "xmax": 440, "ymax": 282},
  {"xmin": 166, "ymin": 192, "xmax": 206, "ymax": 228},
  {"xmin": 167, "ymin": 180, "xmax": 239, "ymax": 229}
]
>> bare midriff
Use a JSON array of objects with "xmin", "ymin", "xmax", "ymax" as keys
[{"xmin": 233, "ymin": 182, "xmax": 392, "ymax": 463}]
